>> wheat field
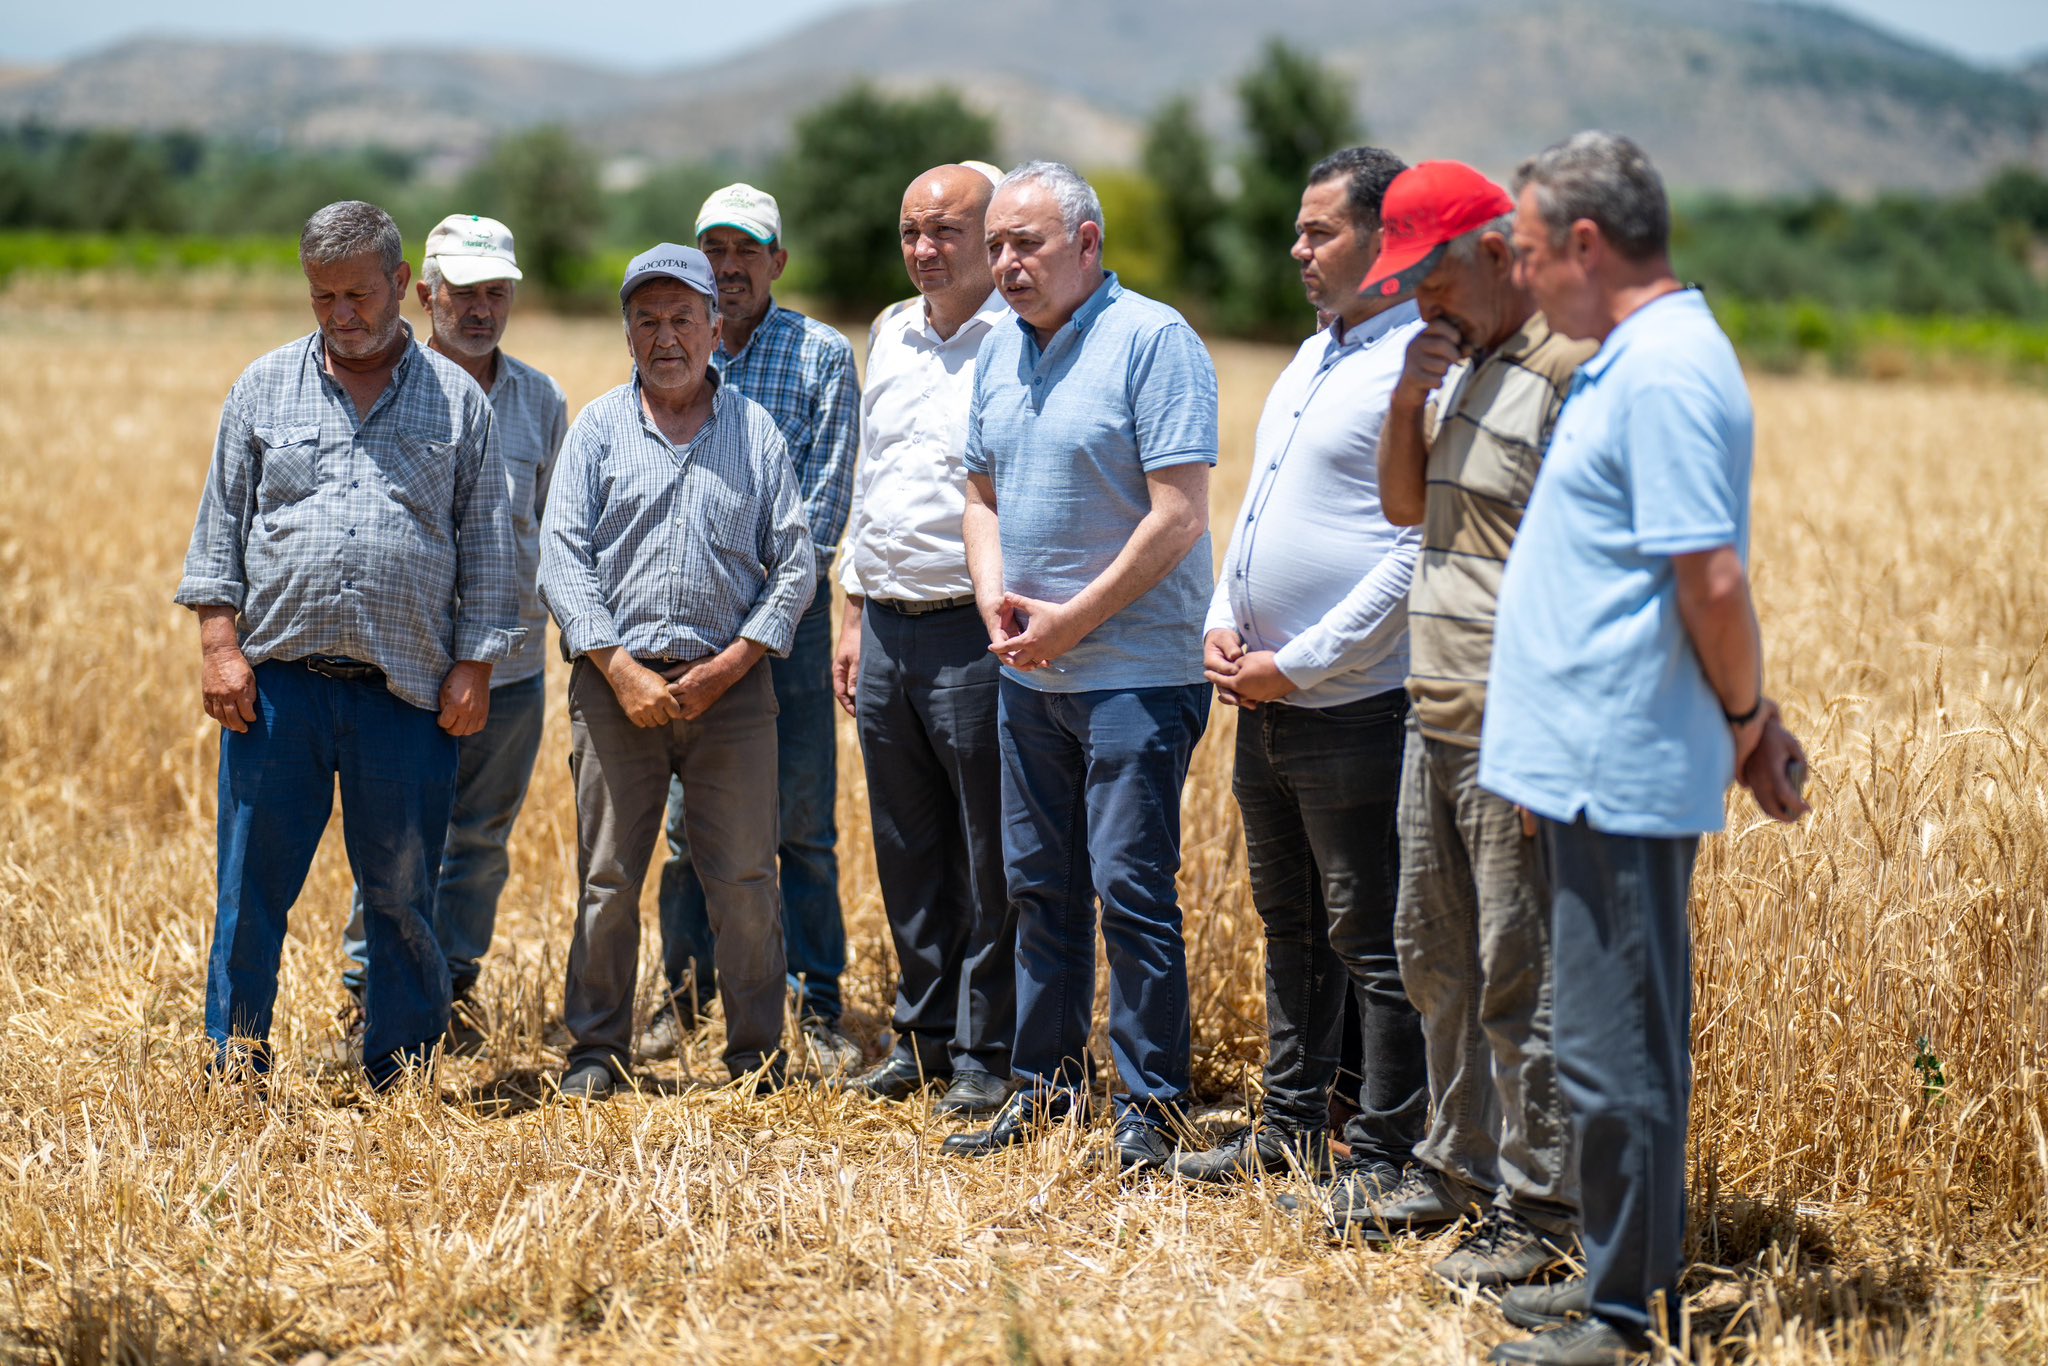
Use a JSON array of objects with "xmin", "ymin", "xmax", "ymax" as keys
[{"xmin": 1, "ymin": 296, "xmax": 2045, "ymax": 1364}]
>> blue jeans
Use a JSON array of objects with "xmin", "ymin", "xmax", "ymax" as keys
[
  {"xmin": 341, "ymin": 671, "xmax": 548, "ymax": 1001},
  {"xmin": 1542, "ymin": 816, "xmax": 1699, "ymax": 1337},
  {"xmin": 658, "ymin": 596, "xmax": 844, "ymax": 1022},
  {"xmin": 998, "ymin": 678, "xmax": 1208, "ymax": 1127},
  {"xmin": 209, "ymin": 660, "xmax": 457, "ymax": 1089}
]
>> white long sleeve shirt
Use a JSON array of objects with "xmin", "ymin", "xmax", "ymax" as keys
[
  {"xmin": 1205, "ymin": 302, "xmax": 1425, "ymax": 708},
  {"xmin": 838, "ymin": 290, "xmax": 1009, "ymax": 602}
]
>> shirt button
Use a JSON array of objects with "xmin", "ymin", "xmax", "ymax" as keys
[
  {"xmin": 1293, "ymin": 411, "xmax": 1301, "ymax": 418},
  {"xmin": 351, "ymin": 480, "xmax": 360, "ymax": 489},
  {"xmin": 348, "ymin": 528, "xmax": 356, "ymax": 537}
]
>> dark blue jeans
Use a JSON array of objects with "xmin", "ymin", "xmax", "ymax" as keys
[
  {"xmin": 856, "ymin": 601, "xmax": 1012, "ymax": 1077},
  {"xmin": 209, "ymin": 660, "xmax": 457, "ymax": 1088},
  {"xmin": 658, "ymin": 595, "xmax": 845, "ymax": 1022},
  {"xmin": 999, "ymin": 678, "xmax": 1208, "ymax": 1127},
  {"xmin": 1541, "ymin": 816, "xmax": 1700, "ymax": 1337},
  {"xmin": 340, "ymin": 670, "xmax": 547, "ymax": 1001}
]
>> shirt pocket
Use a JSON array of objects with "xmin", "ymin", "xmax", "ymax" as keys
[
  {"xmin": 253, "ymin": 424, "xmax": 320, "ymax": 509},
  {"xmin": 386, "ymin": 435, "xmax": 461, "ymax": 523}
]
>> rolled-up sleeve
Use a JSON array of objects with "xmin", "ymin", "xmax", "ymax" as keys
[
  {"xmin": 538, "ymin": 417, "xmax": 623, "ymax": 659},
  {"xmin": 741, "ymin": 432, "xmax": 817, "ymax": 657},
  {"xmin": 450, "ymin": 408, "xmax": 521, "ymax": 664},
  {"xmin": 174, "ymin": 399, "xmax": 258, "ymax": 611},
  {"xmin": 1274, "ymin": 523, "xmax": 1421, "ymax": 692}
]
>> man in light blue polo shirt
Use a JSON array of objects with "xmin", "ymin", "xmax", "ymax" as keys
[
  {"xmin": 939, "ymin": 160, "xmax": 1218, "ymax": 1172},
  {"xmin": 1478, "ymin": 132, "xmax": 1809, "ymax": 1366}
]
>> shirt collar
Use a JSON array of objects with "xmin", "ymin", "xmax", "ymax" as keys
[
  {"xmin": 719, "ymin": 300, "xmax": 785, "ymax": 363},
  {"xmin": 1013, "ymin": 270, "xmax": 1121, "ymax": 343},
  {"xmin": 631, "ymin": 368, "xmax": 725, "ymax": 447},
  {"xmin": 309, "ymin": 320, "xmax": 420, "ymax": 386},
  {"xmin": 912, "ymin": 288, "xmax": 1007, "ymax": 348},
  {"xmin": 1580, "ymin": 287, "xmax": 1701, "ymax": 382},
  {"xmin": 1328, "ymin": 299, "xmax": 1419, "ymax": 351}
]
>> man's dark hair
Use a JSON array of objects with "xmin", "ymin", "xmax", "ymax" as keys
[
  {"xmin": 1307, "ymin": 146, "xmax": 1408, "ymax": 231},
  {"xmin": 1514, "ymin": 131, "xmax": 1670, "ymax": 263}
]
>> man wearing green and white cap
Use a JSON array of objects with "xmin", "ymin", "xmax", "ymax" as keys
[
  {"xmin": 335, "ymin": 213, "xmax": 568, "ymax": 1057},
  {"xmin": 649, "ymin": 183, "xmax": 864, "ymax": 1076}
]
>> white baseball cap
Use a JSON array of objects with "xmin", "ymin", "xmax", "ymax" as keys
[
  {"xmin": 695, "ymin": 183, "xmax": 782, "ymax": 245},
  {"xmin": 424, "ymin": 213, "xmax": 523, "ymax": 286},
  {"xmin": 961, "ymin": 160, "xmax": 1004, "ymax": 186}
]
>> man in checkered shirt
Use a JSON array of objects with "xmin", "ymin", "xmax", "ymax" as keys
[
  {"xmin": 649, "ymin": 184, "xmax": 863, "ymax": 1074},
  {"xmin": 174, "ymin": 199, "xmax": 520, "ymax": 1093}
]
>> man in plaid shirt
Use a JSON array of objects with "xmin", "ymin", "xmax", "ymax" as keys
[
  {"xmin": 649, "ymin": 184, "xmax": 863, "ymax": 1073},
  {"xmin": 175, "ymin": 200, "xmax": 519, "ymax": 1092}
]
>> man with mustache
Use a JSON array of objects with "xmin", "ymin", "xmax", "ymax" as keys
[
  {"xmin": 648, "ymin": 184, "xmax": 863, "ymax": 1077},
  {"xmin": 540, "ymin": 245, "xmax": 814, "ymax": 1101},
  {"xmin": 175, "ymin": 199, "xmax": 519, "ymax": 1092}
]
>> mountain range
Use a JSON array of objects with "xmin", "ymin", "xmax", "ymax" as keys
[{"xmin": 1, "ymin": 0, "xmax": 2043, "ymax": 194}]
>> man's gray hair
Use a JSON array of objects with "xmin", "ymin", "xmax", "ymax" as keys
[
  {"xmin": 300, "ymin": 200, "xmax": 404, "ymax": 277},
  {"xmin": 996, "ymin": 160, "xmax": 1106, "ymax": 249},
  {"xmin": 1445, "ymin": 213, "xmax": 1518, "ymax": 265},
  {"xmin": 1513, "ymin": 131, "xmax": 1669, "ymax": 263}
]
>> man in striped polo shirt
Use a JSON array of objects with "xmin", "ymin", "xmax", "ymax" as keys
[{"xmin": 1369, "ymin": 163, "xmax": 1595, "ymax": 1284}]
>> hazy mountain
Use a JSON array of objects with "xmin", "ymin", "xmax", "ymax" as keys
[{"xmin": 3, "ymin": 0, "xmax": 2043, "ymax": 193}]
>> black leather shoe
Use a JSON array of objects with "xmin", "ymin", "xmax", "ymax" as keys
[
  {"xmin": 941, "ymin": 1088, "xmax": 1079, "ymax": 1157},
  {"xmin": 829, "ymin": 1053, "xmax": 938, "ymax": 1101},
  {"xmin": 1110, "ymin": 1118, "xmax": 1175, "ymax": 1172},
  {"xmin": 1488, "ymin": 1318, "xmax": 1648, "ymax": 1364},
  {"xmin": 934, "ymin": 1069, "xmax": 1010, "ymax": 1117},
  {"xmin": 1275, "ymin": 1154, "xmax": 1404, "ymax": 1213},
  {"xmin": 1172, "ymin": 1124, "xmax": 1329, "ymax": 1183},
  {"xmin": 1334, "ymin": 1165, "xmax": 1480, "ymax": 1241},
  {"xmin": 1501, "ymin": 1277, "xmax": 1590, "ymax": 1330}
]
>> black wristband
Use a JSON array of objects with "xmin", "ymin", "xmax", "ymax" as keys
[{"xmin": 1724, "ymin": 697, "xmax": 1763, "ymax": 727}]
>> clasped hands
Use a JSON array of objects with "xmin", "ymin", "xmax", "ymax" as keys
[
  {"xmin": 1203, "ymin": 629, "xmax": 1297, "ymax": 709},
  {"xmin": 986, "ymin": 592, "xmax": 1091, "ymax": 672},
  {"xmin": 602, "ymin": 645, "xmax": 754, "ymax": 728}
]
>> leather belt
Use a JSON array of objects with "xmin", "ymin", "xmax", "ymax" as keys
[
  {"xmin": 632, "ymin": 655, "xmax": 700, "ymax": 675},
  {"xmin": 300, "ymin": 655, "xmax": 385, "ymax": 683},
  {"xmin": 871, "ymin": 594, "xmax": 977, "ymax": 617}
]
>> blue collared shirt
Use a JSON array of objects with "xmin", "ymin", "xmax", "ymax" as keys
[
  {"xmin": 174, "ymin": 326, "xmax": 521, "ymax": 712},
  {"xmin": 1480, "ymin": 290, "xmax": 1754, "ymax": 837},
  {"xmin": 965, "ymin": 272, "xmax": 1218, "ymax": 693},
  {"xmin": 713, "ymin": 302, "xmax": 860, "ymax": 574},
  {"xmin": 538, "ymin": 373, "xmax": 815, "ymax": 663},
  {"xmin": 1205, "ymin": 303, "xmax": 1425, "ymax": 707},
  {"xmin": 477, "ymin": 349, "xmax": 569, "ymax": 685}
]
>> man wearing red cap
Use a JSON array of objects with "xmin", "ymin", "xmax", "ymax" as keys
[{"xmin": 1364, "ymin": 162, "xmax": 1594, "ymax": 1287}]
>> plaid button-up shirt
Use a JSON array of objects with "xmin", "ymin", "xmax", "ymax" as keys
[
  {"xmin": 713, "ymin": 302, "xmax": 859, "ymax": 574},
  {"xmin": 481, "ymin": 350, "xmax": 570, "ymax": 685},
  {"xmin": 538, "ymin": 373, "xmax": 815, "ymax": 662},
  {"xmin": 175, "ymin": 327, "xmax": 521, "ymax": 712}
]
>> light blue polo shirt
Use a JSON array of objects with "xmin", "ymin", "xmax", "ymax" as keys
[
  {"xmin": 965, "ymin": 272, "xmax": 1218, "ymax": 693},
  {"xmin": 1479, "ymin": 290, "xmax": 1753, "ymax": 837}
]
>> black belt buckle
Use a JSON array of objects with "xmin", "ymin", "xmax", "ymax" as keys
[{"xmin": 302, "ymin": 654, "xmax": 383, "ymax": 683}]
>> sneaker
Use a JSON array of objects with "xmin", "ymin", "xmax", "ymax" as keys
[
  {"xmin": 1276, "ymin": 1153, "xmax": 1405, "ymax": 1214},
  {"xmin": 638, "ymin": 1001, "xmax": 697, "ymax": 1063},
  {"xmin": 309, "ymin": 999, "xmax": 366, "ymax": 1072},
  {"xmin": 799, "ymin": 1018, "xmax": 864, "ymax": 1076},
  {"xmin": 1335, "ymin": 1165, "xmax": 1475, "ymax": 1241},
  {"xmin": 1500, "ymin": 1277, "xmax": 1590, "ymax": 1331},
  {"xmin": 1487, "ymin": 1317, "xmax": 1649, "ymax": 1364},
  {"xmin": 1171, "ymin": 1124, "xmax": 1329, "ymax": 1183},
  {"xmin": 557, "ymin": 1059, "xmax": 619, "ymax": 1102},
  {"xmin": 1432, "ymin": 1207, "xmax": 1571, "ymax": 1287}
]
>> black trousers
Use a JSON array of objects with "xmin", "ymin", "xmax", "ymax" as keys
[{"xmin": 856, "ymin": 601, "xmax": 1014, "ymax": 1076}]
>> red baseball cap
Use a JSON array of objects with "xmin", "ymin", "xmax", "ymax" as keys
[{"xmin": 1359, "ymin": 161, "xmax": 1515, "ymax": 298}]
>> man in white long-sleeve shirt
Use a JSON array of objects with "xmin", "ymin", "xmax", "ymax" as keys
[{"xmin": 1184, "ymin": 147, "xmax": 1426, "ymax": 1189}]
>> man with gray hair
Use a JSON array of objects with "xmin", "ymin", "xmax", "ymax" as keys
[
  {"xmin": 334, "ymin": 214, "xmax": 568, "ymax": 1056},
  {"xmin": 941, "ymin": 161, "xmax": 1218, "ymax": 1171},
  {"xmin": 1479, "ymin": 132, "xmax": 1809, "ymax": 1364},
  {"xmin": 175, "ymin": 199, "xmax": 519, "ymax": 1092}
]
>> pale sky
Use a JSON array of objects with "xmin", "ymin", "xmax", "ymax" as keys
[{"xmin": 3, "ymin": 0, "xmax": 2043, "ymax": 71}]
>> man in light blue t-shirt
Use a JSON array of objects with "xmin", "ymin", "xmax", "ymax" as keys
[
  {"xmin": 1478, "ymin": 133, "xmax": 1809, "ymax": 1366},
  {"xmin": 939, "ymin": 161, "xmax": 1218, "ymax": 1172}
]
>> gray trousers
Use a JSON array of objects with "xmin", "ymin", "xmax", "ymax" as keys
[
  {"xmin": 563, "ymin": 657, "xmax": 785, "ymax": 1077},
  {"xmin": 1394, "ymin": 720, "xmax": 1576, "ymax": 1234}
]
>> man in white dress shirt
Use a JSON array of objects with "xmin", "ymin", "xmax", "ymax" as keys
[
  {"xmin": 826, "ymin": 164, "xmax": 1014, "ymax": 1118},
  {"xmin": 1184, "ymin": 147, "xmax": 1428, "ymax": 1194}
]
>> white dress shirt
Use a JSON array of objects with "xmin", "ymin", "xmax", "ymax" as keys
[
  {"xmin": 1205, "ymin": 301, "xmax": 1425, "ymax": 708},
  {"xmin": 839, "ymin": 289, "xmax": 1008, "ymax": 602}
]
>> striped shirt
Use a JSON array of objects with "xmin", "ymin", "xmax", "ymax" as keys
[
  {"xmin": 713, "ymin": 302, "xmax": 859, "ymax": 573},
  {"xmin": 174, "ymin": 326, "xmax": 521, "ymax": 712},
  {"xmin": 1408, "ymin": 312, "xmax": 1594, "ymax": 745},
  {"xmin": 538, "ymin": 374, "xmax": 815, "ymax": 663},
  {"xmin": 477, "ymin": 349, "xmax": 569, "ymax": 685}
]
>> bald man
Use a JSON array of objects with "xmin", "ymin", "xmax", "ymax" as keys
[{"xmin": 827, "ymin": 165, "xmax": 1015, "ymax": 1117}]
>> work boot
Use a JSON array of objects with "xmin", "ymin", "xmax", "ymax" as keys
[
  {"xmin": 1500, "ymin": 1277, "xmax": 1590, "ymax": 1330},
  {"xmin": 1487, "ymin": 1318, "xmax": 1648, "ymax": 1364},
  {"xmin": 1335, "ymin": 1164, "xmax": 1476, "ymax": 1241},
  {"xmin": 1432, "ymin": 1207, "xmax": 1572, "ymax": 1287},
  {"xmin": 1172, "ymin": 1124, "xmax": 1329, "ymax": 1183}
]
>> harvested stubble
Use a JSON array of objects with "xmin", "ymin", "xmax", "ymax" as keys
[{"xmin": 0, "ymin": 303, "xmax": 2043, "ymax": 1364}]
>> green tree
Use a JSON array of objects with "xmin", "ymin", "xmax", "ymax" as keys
[
  {"xmin": 459, "ymin": 126, "xmax": 603, "ymax": 294},
  {"xmin": 779, "ymin": 83, "xmax": 997, "ymax": 314},
  {"xmin": 1142, "ymin": 96, "xmax": 1223, "ymax": 305},
  {"xmin": 1219, "ymin": 40, "xmax": 1357, "ymax": 336}
]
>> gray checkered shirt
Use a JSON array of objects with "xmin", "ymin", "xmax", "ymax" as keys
[
  {"xmin": 174, "ymin": 327, "xmax": 522, "ymax": 712},
  {"xmin": 539, "ymin": 373, "xmax": 815, "ymax": 662},
  {"xmin": 481, "ymin": 350, "xmax": 569, "ymax": 685}
]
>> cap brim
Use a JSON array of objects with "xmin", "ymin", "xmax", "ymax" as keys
[
  {"xmin": 694, "ymin": 217, "xmax": 777, "ymax": 245},
  {"xmin": 1359, "ymin": 241, "xmax": 1448, "ymax": 300},
  {"xmin": 619, "ymin": 268, "xmax": 716, "ymax": 305},
  {"xmin": 433, "ymin": 254, "xmax": 523, "ymax": 286}
]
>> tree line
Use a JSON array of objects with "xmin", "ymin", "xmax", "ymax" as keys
[{"xmin": 4, "ymin": 41, "xmax": 2046, "ymax": 342}]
